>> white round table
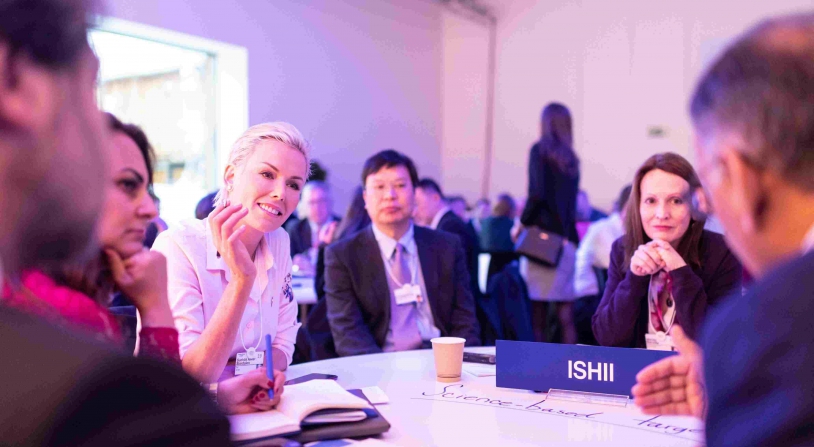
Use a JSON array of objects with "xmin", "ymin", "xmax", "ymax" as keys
[{"xmin": 287, "ymin": 347, "xmax": 706, "ymax": 446}]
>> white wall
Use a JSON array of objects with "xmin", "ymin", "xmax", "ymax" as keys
[
  {"xmin": 486, "ymin": 0, "xmax": 813, "ymax": 211},
  {"xmin": 104, "ymin": 0, "xmax": 444, "ymax": 216},
  {"xmin": 440, "ymin": 10, "xmax": 492, "ymax": 203}
]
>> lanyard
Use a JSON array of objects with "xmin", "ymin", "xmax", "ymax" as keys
[
  {"xmin": 650, "ymin": 271, "xmax": 676, "ymax": 334},
  {"xmin": 384, "ymin": 245, "xmax": 418, "ymax": 288},
  {"xmin": 240, "ymin": 295, "xmax": 263, "ymax": 354}
]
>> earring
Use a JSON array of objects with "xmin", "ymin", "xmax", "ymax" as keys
[{"xmin": 227, "ymin": 185, "xmax": 233, "ymax": 192}]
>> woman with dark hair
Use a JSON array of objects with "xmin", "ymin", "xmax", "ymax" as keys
[
  {"xmin": 333, "ymin": 185, "xmax": 372, "ymax": 241},
  {"xmin": 4, "ymin": 113, "xmax": 177, "ymax": 357},
  {"xmin": 2, "ymin": 113, "xmax": 284, "ymax": 413},
  {"xmin": 516, "ymin": 103, "xmax": 581, "ymax": 344},
  {"xmin": 592, "ymin": 153, "xmax": 742, "ymax": 349},
  {"xmin": 314, "ymin": 185, "xmax": 371, "ymax": 301}
]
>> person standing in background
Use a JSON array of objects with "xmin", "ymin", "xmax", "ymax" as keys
[{"xmin": 515, "ymin": 103, "xmax": 581, "ymax": 344}]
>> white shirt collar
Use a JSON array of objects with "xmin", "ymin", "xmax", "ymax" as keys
[
  {"xmin": 429, "ymin": 206, "xmax": 450, "ymax": 231},
  {"xmin": 371, "ymin": 222, "xmax": 416, "ymax": 258},
  {"xmin": 802, "ymin": 222, "xmax": 814, "ymax": 254}
]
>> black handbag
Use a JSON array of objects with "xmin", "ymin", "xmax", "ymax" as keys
[{"xmin": 514, "ymin": 226, "xmax": 564, "ymax": 267}]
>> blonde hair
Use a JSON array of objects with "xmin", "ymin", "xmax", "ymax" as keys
[{"xmin": 215, "ymin": 122, "xmax": 311, "ymax": 206}]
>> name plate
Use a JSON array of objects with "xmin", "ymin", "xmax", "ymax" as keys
[{"xmin": 496, "ymin": 341, "xmax": 676, "ymax": 397}]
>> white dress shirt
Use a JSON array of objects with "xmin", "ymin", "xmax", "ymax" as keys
[
  {"xmin": 574, "ymin": 213, "xmax": 625, "ymax": 297},
  {"xmin": 151, "ymin": 218, "xmax": 300, "ymax": 366},
  {"xmin": 371, "ymin": 223, "xmax": 440, "ymax": 350}
]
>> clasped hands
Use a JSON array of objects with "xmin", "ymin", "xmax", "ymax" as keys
[{"xmin": 630, "ymin": 239, "xmax": 687, "ymax": 276}]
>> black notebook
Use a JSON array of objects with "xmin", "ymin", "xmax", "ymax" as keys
[
  {"xmin": 228, "ymin": 380, "xmax": 373, "ymax": 442},
  {"xmin": 292, "ymin": 389, "xmax": 391, "ymax": 444}
]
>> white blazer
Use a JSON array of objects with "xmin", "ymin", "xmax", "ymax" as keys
[{"xmin": 152, "ymin": 218, "xmax": 300, "ymax": 366}]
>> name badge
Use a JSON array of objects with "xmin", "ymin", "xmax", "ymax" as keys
[
  {"xmin": 645, "ymin": 332, "xmax": 676, "ymax": 351},
  {"xmin": 235, "ymin": 349, "xmax": 265, "ymax": 375},
  {"xmin": 394, "ymin": 284, "xmax": 422, "ymax": 305}
]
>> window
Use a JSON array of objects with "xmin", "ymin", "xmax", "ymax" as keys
[{"xmin": 89, "ymin": 18, "xmax": 248, "ymax": 226}]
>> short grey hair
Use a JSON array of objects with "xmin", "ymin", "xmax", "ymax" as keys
[
  {"xmin": 297, "ymin": 180, "xmax": 332, "ymax": 217},
  {"xmin": 214, "ymin": 122, "xmax": 311, "ymax": 206},
  {"xmin": 690, "ymin": 13, "xmax": 814, "ymax": 191}
]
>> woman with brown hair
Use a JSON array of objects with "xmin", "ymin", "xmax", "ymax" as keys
[{"xmin": 592, "ymin": 153, "xmax": 742, "ymax": 349}]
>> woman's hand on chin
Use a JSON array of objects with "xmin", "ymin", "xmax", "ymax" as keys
[
  {"xmin": 210, "ymin": 202, "xmax": 257, "ymax": 283},
  {"xmin": 106, "ymin": 247, "xmax": 174, "ymax": 327}
]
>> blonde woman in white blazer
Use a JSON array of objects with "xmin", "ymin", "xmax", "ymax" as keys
[{"xmin": 153, "ymin": 123, "xmax": 309, "ymax": 383}]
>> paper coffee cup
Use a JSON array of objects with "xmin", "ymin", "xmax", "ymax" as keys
[{"xmin": 431, "ymin": 337, "xmax": 465, "ymax": 382}]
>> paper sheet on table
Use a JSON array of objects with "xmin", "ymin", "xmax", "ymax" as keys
[{"xmin": 463, "ymin": 363, "xmax": 497, "ymax": 377}]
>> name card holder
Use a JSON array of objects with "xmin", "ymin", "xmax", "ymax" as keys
[
  {"xmin": 547, "ymin": 389, "xmax": 629, "ymax": 407},
  {"xmin": 496, "ymin": 341, "xmax": 676, "ymax": 406}
]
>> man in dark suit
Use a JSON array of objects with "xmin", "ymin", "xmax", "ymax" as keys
[
  {"xmin": 285, "ymin": 180, "xmax": 340, "ymax": 274},
  {"xmin": 325, "ymin": 150, "xmax": 480, "ymax": 357},
  {"xmin": 414, "ymin": 178, "xmax": 481, "ymax": 297},
  {"xmin": 632, "ymin": 13, "xmax": 814, "ymax": 447}
]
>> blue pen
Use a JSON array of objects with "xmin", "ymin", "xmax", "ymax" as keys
[{"xmin": 264, "ymin": 334, "xmax": 274, "ymax": 399}]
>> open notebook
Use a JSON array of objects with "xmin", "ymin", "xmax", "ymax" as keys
[{"xmin": 228, "ymin": 379, "xmax": 373, "ymax": 441}]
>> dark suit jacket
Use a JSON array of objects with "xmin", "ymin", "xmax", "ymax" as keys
[
  {"xmin": 701, "ymin": 250, "xmax": 814, "ymax": 447},
  {"xmin": 592, "ymin": 230, "xmax": 742, "ymax": 348},
  {"xmin": 324, "ymin": 225, "xmax": 480, "ymax": 357},
  {"xmin": 285, "ymin": 216, "xmax": 340, "ymax": 256},
  {"xmin": 479, "ymin": 216, "xmax": 515, "ymax": 253},
  {"xmin": 0, "ymin": 307, "xmax": 230, "ymax": 447},
  {"xmin": 436, "ymin": 210, "xmax": 480, "ymax": 297},
  {"xmin": 520, "ymin": 142, "xmax": 580, "ymax": 245}
]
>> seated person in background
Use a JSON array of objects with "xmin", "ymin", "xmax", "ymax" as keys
[
  {"xmin": 446, "ymin": 195, "xmax": 469, "ymax": 221},
  {"xmin": 4, "ymin": 114, "xmax": 179, "ymax": 362},
  {"xmin": 285, "ymin": 180, "xmax": 340, "ymax": 275},
  {"xmin": 195, "ymin": 191, "xmax": 218, "ymax": 220},
  {"xmin": 143, "ymin": 193, "xmax": 168, "ymax": 248},
  {"xmin": 315, "ymin": 185, "xmax": 372, "ymax": 301},
  {"xmin": 592, "ymin": 153, "xmax": 742, "ymax": 349},
  {"xmin": 325, "ymin": 150, "xmax": 480, "ymax": 356},
  {"xmin": 479, "ymin": 193, "xmax": 517, "ymax": 252},
  {"xmin": 471, "ymin": 197, "xmax": 491, "ymax": 233},
  {"xmin": 153, "ymin": 122, "xmax": 305, "ymax": 382},
  {"xmin": 576, "ymin": 190, "xmax": 608, "ymax": 240},
  {"xmin": 572, "ymin": 184, "xmax": 631, "ymax": 345},
  {"xmin": 414, "ymin": 178, "xmax": 480, "ymax": 296}
]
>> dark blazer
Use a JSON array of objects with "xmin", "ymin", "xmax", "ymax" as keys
[
  {"xmin": 479, "ymin": 216, "xmax": 515, "ymax": 252},
  {"xmin": 285, "ymin": 215, "xmax": 340, "ymax": 256},
  {"xmin": 324, "ymin": 225, "xmax": 480, "ymax": 357},
  {"xmin": 520, "ymin": 142, "xmax": 580, "ymax": 245},
  {"xmin": 592, "ymin": 230, "xmax": 742, "ymax": 348},
  {"xmin": 436, "ymin": 210, "xmax": 481, "ymax": 296},
  {"xmin": 701, "ymin": 250, "xmax": 814, "ymax": 447},
  {"xmin": 0, "ymin": 307, "xmax": 229, "ymax": 447}
]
